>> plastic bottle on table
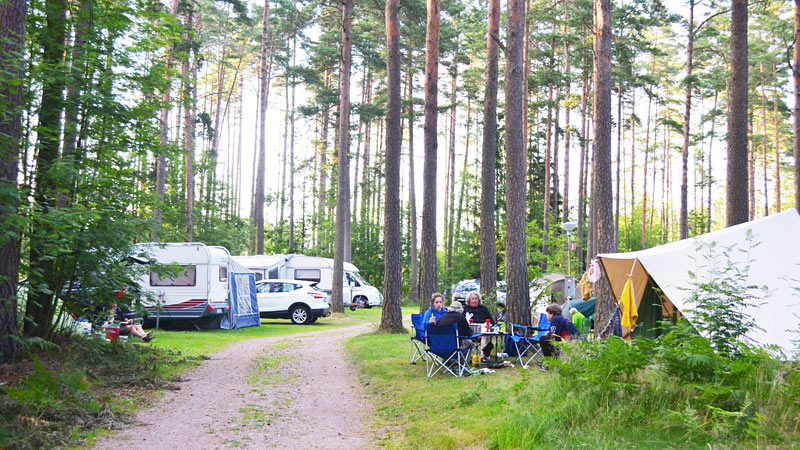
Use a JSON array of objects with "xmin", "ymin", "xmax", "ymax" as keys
[{"xmin": 485, "ymin": 319, "xmax": 490, "ymax": 332}]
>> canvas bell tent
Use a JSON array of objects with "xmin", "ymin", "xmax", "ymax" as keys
[{"xmin": 597, "ymin": 208, "xmax": 800, "ymax": 356}]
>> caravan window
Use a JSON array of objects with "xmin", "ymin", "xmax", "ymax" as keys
[
  {"xmin": 219, "ymin": 266, "xmax": 227, "ymax": 282},
  {"xmin": 254, "ymin": 273, "xmax": 263, "ymax": 281},
  {"xmin": 150, "ymin": 265, "xmax": 196, "ymax": 286},
  {"xmin": 294, "ymin": 269, "xmax": 321, "ymax": 283},
  {"xmin": 268, "ymin": 268, "xmax": 278, "ymax": 279}
]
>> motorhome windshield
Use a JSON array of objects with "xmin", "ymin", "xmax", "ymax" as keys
[{"xmin": 351, "ymin": 272, "xmax": 370, "ymax": 286}]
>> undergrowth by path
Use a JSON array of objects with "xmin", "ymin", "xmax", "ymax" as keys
[{"xmin": 0, "ymin": 310, "xmax": 374, "ymax": 449}]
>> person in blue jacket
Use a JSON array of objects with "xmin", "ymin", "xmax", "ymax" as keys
[
  {"xmin": 422, "ymin": 292, "xmax": 448, "ymax": 331},
  {"xmin": 540, "ymin": 304, "xmax": 579, "ymax": 358}
]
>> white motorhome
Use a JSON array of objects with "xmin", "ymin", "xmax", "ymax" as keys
[
  {"xmin": 134, "ymin": 243, "xmax": 243, "ymax": 326},
  {"xmin": 233, "ymin": 254, "xmax": 383, "ymax": 308}
]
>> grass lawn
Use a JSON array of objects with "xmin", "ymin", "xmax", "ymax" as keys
[
  {"xmin": 148, "ymin": 306, "xmax": 383, "ymax": 377},
  {"xmin": 347, "ymin": 306, "xmax": 738, "ymax": 450}
]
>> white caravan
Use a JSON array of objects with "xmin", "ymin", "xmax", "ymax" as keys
[
  {"xmin": 133, "ymin": 242, "xmax": 243, "ymax": 326},
  {"xmin": 233, "ymin": 254, "xmax": 383, "ymax": 308}
]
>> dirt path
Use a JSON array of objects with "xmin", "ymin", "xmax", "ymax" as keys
[{"xmin": 92, "ymin": 323, "xmax": 377, "ymax": 450}]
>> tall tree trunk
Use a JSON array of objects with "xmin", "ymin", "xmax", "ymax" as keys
[
  {"xmin": 446, "ymin": 68, "xmax": 457, "ymax": 276},
  {"xmin": 641, "ymin": 92, "xmax": 652, "ymax": 249},
  {"xmin": 253, "ymin": 0, "xmax": 269, "ymax": 253},
  {"xmin": 289, "ymin": 35, "xmax": 297, "ymax": 253},
  {"xmin": 629, "ymin": 91, "xmax": 636, "ymax": 246},
  {"xmin": 542, "ymin": 62, "xmax": 553, "ymax": 273},
  {"xmin": 522, "ymin": 0, "xmax": 530, "ymax": 153},
  {"xmin": 614, "ymin": 85, "xmax": 622, "ymax": 244},
  {"xmin": 183, "ymin": 10, "xmax": 196, "ymax": 242},
  {"xmin": 592, "ymin": 0, "xmax": 615, "ymax": 336},
  {"xmin": 354, "ymin": 66, "xmax": 371, "ymax": 224},
  {"xmin": 563, "ymin": 6, "xmax": 571, "ymax": 223},
  {"xmin": 578, "ymin": 53, "xmax": 588, "ymax": 271},
  {"xmin": 760, "ymin": 61, "xmax": 769, "ymax": 217},
  {"xmin": 455, "ymin": 97, "xmax": 471, "ymax": 237},
  {"xmin": 795, "ymin": 0, "xmax": 800, "ymax": 212},
  {"xmin": 26, "ymin": 0, "xmax": 68, "ymax": 338},
  {"xmin": 680, "ymin": 0, "xmax": 695, "ymax": 239},
  {"xmin": 317, "ymin": 68, "xmax": 330, "ymax": 253},
  {"xmin": 505, "ymin": 0, "xmax": 530, "ymax": 326},
  {"xmin": 407, "ymin": 58, "xmax": 420, "ymax": 307},
  {"xmin": 280, "ymin": 70, "xmax": 289, "ymax": 229},
  {"xmin": 61, "ymin": 0, "xmax": 91, "ymax": 209},
  {"xmin": 0, "ymin": 0, "xmax": 26, "ymax": 361},
  {"xmin": 420, "ymin": 0, "xmax": 440, "ymax": 304},
  {"xmin": 748, "ymin": 110, "xmax": 755, "ymax": 219},
  {"xmin": 154, "ymin": 0, "xmax": 181, "ymax": 239},
  {"xmin": 332, "ymin": 0, "xmax": 352, "ymax": 313},
  {"xmin": 727, "ymin": 0, "xmax": 749, "ymax": 226},
  {"xmin": 708, "ymin": 92, "xmax": 717, "ymax": 232},
  {"xmin": 773, "ymin": 63, "xmax": 781, "ymax": 213},
  {"xmin": 207, "ymin": 46, "xmax": 227, "ymax": 217},
  {"xmin": 381, "ymin": 0, "xmax": 403, "ymax": 332}
]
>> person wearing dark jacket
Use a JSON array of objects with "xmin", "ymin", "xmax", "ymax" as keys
[
  {"xmin": 540, "ymin": 303, "xmax": 579, "ymax": 359},
  {"xmin": 435, "ymin": 301, "xmax": 473, "ymax": 349},
  {"xmin": 463, "ymin": 291, "xmax": 496, "ymax": 360}
]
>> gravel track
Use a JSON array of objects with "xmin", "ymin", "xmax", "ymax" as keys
[{"xmin": 92, "ymin": 323, "xmax": 377, "ymax": 450}]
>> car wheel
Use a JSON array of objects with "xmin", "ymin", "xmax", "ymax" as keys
[{"xmin": 290, "ymin": 305, "xmax": 311, "ymax": 325}]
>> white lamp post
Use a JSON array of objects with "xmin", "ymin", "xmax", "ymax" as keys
[{"xmin": 560, "ymin": 221, "xmax": 577, "ymax": 276}]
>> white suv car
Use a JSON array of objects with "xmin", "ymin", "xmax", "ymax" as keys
[{"xmin": 255, "ymin": 279, "xmax": 331, "ymax": 325}]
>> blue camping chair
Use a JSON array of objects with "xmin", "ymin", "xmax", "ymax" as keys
[
  {"xmin": 410, "ymin": 313, "xmax": 427, "ymax": 364},
  {"xmin": 424, "ymin": 324, "xmax": 473, "ymax": 378},
  {"xmin": 507, "ymin": 313, "xmax": 551, "ymax": 369}
]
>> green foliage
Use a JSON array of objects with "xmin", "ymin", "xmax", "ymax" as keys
[{"xmin": 685, "ymin": 232, "xmax": 766, "ymax": 356}]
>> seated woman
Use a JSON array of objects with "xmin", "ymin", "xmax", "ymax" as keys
[
  {"xmin": 434, "ymin": 301, "xmax": 473, "ymax": 349},
  {"xmin": 540, "ymin": 304, "xmax": 579, "ymax": 359},
  {"xmin": 112, "ymin": 303, "xmax": 154, "ymax": 342},
  {"xmin": 421, "ymin": 293, "xmax": 448, "ymax": 331},
  {"xmin": 462, "ymin": 291, "xmax": 496, "ymax": 361}
]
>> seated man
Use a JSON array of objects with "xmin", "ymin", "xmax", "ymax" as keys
[
  {"xmin": 462, "ymin": 291, "xmax": 496, "ymax": 361},
  {"xmin": 570, "ymin": 307, "xmax": 586, "ymax": 335},
  {"xmin": 435, "ymin": 301, "xmax": 473, "ymax": 349},
  {"xmin": 112, "ymin": 303, "xmax": 154, "ymax": 342},
  {"xmin": 539, "ymin": 304, "xmax": 579, "ymax": 359}
]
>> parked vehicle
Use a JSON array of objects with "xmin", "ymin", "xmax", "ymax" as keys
[
  {"xmin": 133, "ymin": 242, "xmax": 249, "ymax": 328},
  {"xmin": 233, "ymin": 254, "xmax": 383, "ymax": 308},
  {"xmin": 451, "ymin": 278, "xmax": 507, "ymax": 306},
  {"xmin": 255, "ymin": 279, "xmax": 331, "ymax": 324}
]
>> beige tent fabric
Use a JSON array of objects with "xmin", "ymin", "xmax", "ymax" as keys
[
  {"xmin": 598, "ymin": 208, "xmax": 800, "ymax": 355},
  {"xmin": 598, "ymin": 258, "xmax": 650, "ymax": 309}
]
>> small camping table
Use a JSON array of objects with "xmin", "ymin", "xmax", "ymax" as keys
[{"xmin": 468, "ymin": 329, "xmax": 509, "ymax": 363}]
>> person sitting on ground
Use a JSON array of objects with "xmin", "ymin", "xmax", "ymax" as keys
[
  {"xmin": 435, "ymin": 301, "xmax": 473, "ymax": 349},
  {"xmin": 421, "ymin": 293, "xmax": 448, "ymax": 331},
  {"xmin": 539, "ymin": 304, "xmax": 579, "ymax": 359},
  {"xmin": 112, "ymin": 303, "xmax": 154, "ymax": 342},
  {"xmin": 569, "ymin": 307, "xmax": 586, "ymax": 335},
  {"xmin": 462, "ymin": 291, "xmax": 496, "ymax": 361}
]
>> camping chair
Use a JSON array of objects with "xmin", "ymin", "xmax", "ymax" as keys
[
  {"xmin": 424, "ymin": 324, "xmax": 473, "ymax": 378},
  {"xmin": 410, "ymin": 313, "xmax": 427, "ymax": 364},
  {"xmin": 507, "ymin": 313, "xmax": 551, "ymax": 369}
]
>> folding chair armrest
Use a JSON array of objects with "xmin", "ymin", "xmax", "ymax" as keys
[{"xmin": 508, "ymin": 322, "xmax": 536, "ymax": 336}]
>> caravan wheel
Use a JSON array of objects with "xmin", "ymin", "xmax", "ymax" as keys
[{"xmin": 290, "ymin": 305, "xmax": 311, "ymax": 325}]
